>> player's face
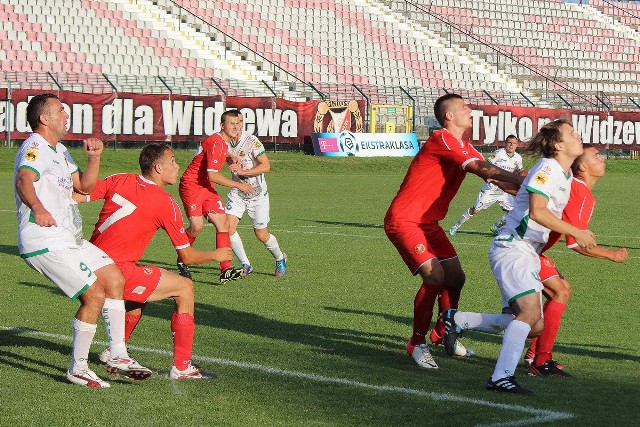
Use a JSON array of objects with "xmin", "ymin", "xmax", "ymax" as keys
[
  {"xmin": 221, "ymin": 115, "xmax": 243, "ymax": 141},
  {"xmin": 581, "ymin": 147, "xmax": 606, "ymax": 178},
  {"xmin": 448, "ymin": 99, "xmax": 472, "ymax": 130},
  {"xmin": 158, "ymin": 149, "xmax": 180, "ymax": 185},
  {"xmin": 505, "ymin": 138, "xmax": 518, "ymax": 154},
  {"xmin": 43, "ymin": 98, "xmax": 69, "ymax": 140},
  {"xmin": 558, "ymin": 123, "xmax": 583, "ymax": 158}
]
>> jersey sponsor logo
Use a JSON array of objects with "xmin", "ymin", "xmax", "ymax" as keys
[
  {"xmin": 414, "ymin": 243, "xmax": 426, "ymax": 254},
  {"xmin": 25, "ymin": 149, "xmax": 39, "ymax": 161},
  {"xmin": 143, "ymin": 266, "xmax": 153, "ymax": 275},
  {"xmin": 132, "ymin": 286, "xmax": 147, "ymax": 294},
  {"xmin": 534, "ymin": 172, "xmax": 548, "ymax": 185}
]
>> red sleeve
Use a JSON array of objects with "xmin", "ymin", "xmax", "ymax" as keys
[
  {"xmin": 157, "ymin": 194, "xmax": 190, "ymax": 250},
  {"xmin": 428, "ymin": 131, "xmax": 483, "ymax": 168},
  {"xmin": 89, "ymin": 177, "xmax": 109, "ymax": 201},
  {"xmin": 563, "ymin": 180, "xmax": 595, "ymax": 248},
  {"xmin": 204, "ymin": 135, "xmax": 228, "ymax": 172}
]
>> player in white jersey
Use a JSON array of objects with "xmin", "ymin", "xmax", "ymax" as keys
[
  {"xmin": 222, "ymin": 110, "xmax": 287, "ymax": 278},
  {"xmin": 449, "ymin": 135, "xmax": 523, "ymax": 236},
  {"xmin": 440, "ymin": 119, "xmax": 596, "ymax": 395},
  {"xmin": 14, "ymin": 94, "xmax": 150, "ymax": 388}
]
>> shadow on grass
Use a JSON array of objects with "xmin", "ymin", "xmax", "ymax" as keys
[
  {"xmin": 322, "ymin": 306, "xmax": 640, "ymax": 365},
  {"xmin": 0, "ymin": 244, "xmax": 20, "ymax": 257}
]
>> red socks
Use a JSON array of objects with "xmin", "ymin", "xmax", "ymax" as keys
[
  {"xmin": 410, "ymin": 283, "xmax": 442, "ymax": 346},
  {"xmin": 533, "ymin": 300, "xmax": 566, "ymax": 366},
  {"xmin": 171, "ymin": 312, "xmax": 195, "ymax": 371},
  {"xmin": 216, "ymin": 232, "xmax": 231, "ymax": 271},
  {"xmin": 124, "ymin": 313, "xmax": 142, "ymax": 342}
]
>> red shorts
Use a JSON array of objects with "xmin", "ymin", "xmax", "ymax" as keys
[
  {"xmin": 118, "ymin": 262, "xmax": 162, "ymax": 303},
  {"xmin": 179, "ymin": 182, "xmax": 225, "ymax": 217},
  {"xmin": 538, "ymin": 253, "xmax": 560, "ymax": 282},
  {"xmin": 385, "ymin": 223, "xmax": 457, "ymax": 275}
]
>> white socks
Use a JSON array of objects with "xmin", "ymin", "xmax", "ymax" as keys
[
  {"xmin": 491, "ymin": 319, "xmax": 531, "ymax": 381},
  {"xmin": 230, "ymin": 232, "xmax": 250, "ymax": 265},
  {"xmin": 264, "ymin": 234, "xmax": 284, "ymax": 260},
  {"xmin": 455, "ymin": 311, "xmax": 514, "ymax": 334},
  {"xmin": 70, "ymin": 318, "xmax": 96, "ymax": 372},
  {"xmin": 101, "ymin": 298, "xmax": 128, "ymax": 360}
]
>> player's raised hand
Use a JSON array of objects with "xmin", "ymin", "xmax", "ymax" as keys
[
  {"xmin": 83, "ymin": 138, "xmax": 104, "ymax": 157},
  {"xmin": 574, "ymin": 229, "xmax": 596, "ymax": 251}
]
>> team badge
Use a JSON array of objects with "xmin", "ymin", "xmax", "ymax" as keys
[
  {"xmin": 143, "ymin": 267, "xmax": 153, "ymax": 275},
  {"xmin": 239, "ymin": 150, "xmax": 246, "ymax": 157},
  {"xmin": 189, "ymin": 204, "xmax": 196, "ymax": 211},
  {"xmin": 534, "ymin": 172, "xmax": 548, "ymax": 186},
  {"xmin": 414, "ymin": 244, "xmax": 426, "ymax": 254},
  {"xmin": 543, "ymin": 258, "xmax": 554, "ymax": 267},
  {"xmin": 25, "ymin": 149, "xmax": 39, "ymax": 161}
]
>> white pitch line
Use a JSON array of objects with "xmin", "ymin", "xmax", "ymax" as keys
[{"xmin": 2, "ymin": 326, "xmax": 573, "ymax": 427}]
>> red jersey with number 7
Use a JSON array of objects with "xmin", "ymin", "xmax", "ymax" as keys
[{"xmin": 89, "ymin": 173, "xmax": 190, "ymax": 264}]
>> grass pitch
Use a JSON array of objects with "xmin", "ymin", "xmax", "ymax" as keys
[{"xmin": 0, "ymin": 147, "xmax": 638, "ymax": 427}]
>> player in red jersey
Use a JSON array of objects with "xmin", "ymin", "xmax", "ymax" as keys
[
  {"xmin": 525, "ymin": 145, "xmax": 628, "ymax": 377},
  {"xmin": 77, "ymin": 143, "xmax": 232, "ymax": 379},
  {"xmin": 178, "ymin": 113, "xmax": 253, "ymax": 283},
  {"xmin": 384, "ymin": 94, "xmax": 524, "ymax": 369}
]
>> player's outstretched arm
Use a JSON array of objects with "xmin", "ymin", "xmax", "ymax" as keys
[
  {"xmin": 466, "ymin": 159, "xmax": 524, "ymax": 186},
  {"xmin": 177, "ymin": 246, "xmax": 233, "ymax": 265},
  {"xmin": 571, "ymin": 245, "xmax": 628, "ymax": 263},
  {"xmin": 207, "ymin": 170, "xmax": 253, "ymax": 194}
]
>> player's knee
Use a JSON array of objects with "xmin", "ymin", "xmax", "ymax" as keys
[
  {"xmin": 177, "ymin": 277, "xmax": 195, "ymax": 301},
  {"xmin": 255, "ymin": 228, "xmax": 269, "ymax": 242},
  {"xmin": 530, "ymin": 319, "xmax": 544, "ymax": 337},
  {"xmin": 189, "ymin": 222, "xmax": 204, "ymax": 235}
]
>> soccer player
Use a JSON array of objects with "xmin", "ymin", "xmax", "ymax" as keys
[
  {"xmin": 384, "ymin": 94, "xmax": 524, "ymax": 369},
  {"xmin": 14, "ymin": 93, "xmax": 150, "ymax": 388},
  {"xmin": 449, "ymin": 135, "xmax": 523, "ymax": 236},
  {"xmin": 525, "ymin": 145, "xmax": 628, "ymax": 377},
  {"xmin": 442, "ymin": 119, "xmax": 597, "ymax": 395},
  {"xmin": 178, "ymin": 117, "xmax": 254, "ymax": 283},
  {"xmin": 77, "ymin": 143, "xmax": 232, "ymax": 379},
  {"xmin": 222, "ymin": 110, "xmax": 287, "ymax": 278}
]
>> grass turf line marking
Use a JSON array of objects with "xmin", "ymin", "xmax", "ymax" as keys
[{"xmin": 2, "ymin": 326, "xmax": 573, "ymax": 427}]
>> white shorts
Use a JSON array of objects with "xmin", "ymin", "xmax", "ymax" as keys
[
  {"xmin": 23, "ymin": 240, "xmax": 114, "ymax": 300},
  {"xmin": 489, "ymin": 237, "xmax": 543, "ymax": 309},
  {"xmin": 472, "ymin": 189, "xmax": 513, "ymax": 212},
  {"xmin": 225, "ymin": 191, "xmax": 270, "ymax": 229}
]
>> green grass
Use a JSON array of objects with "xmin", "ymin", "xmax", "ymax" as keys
[{"xmin": 1, "ymin": 147, "xmax": 638, "ymax": 426}]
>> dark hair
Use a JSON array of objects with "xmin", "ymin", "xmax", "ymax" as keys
[
  {"xmin": 433, "ymin": 94, "xmax": 463, "ymax": 127},
  {"xmin": 524, "ymin": 119, "xmax": 571, "ymax": 158},
  {"xmin": 571, "ymin": 143, "xmax": 594, "ymax": 176},
  {"xmin": 221, "ymin": 109, "xmax": 242, "ymax": 124},
  {"xmin": 26, "ymin": 93, "xmax": 59, "ymax": 131},
  {"xmin": 139, "ymin": 143, "xmax": 172, "ymax": 175},
  {"xmin": 505, "ymin": 134, "xmax": 518, "ymax": 142}
]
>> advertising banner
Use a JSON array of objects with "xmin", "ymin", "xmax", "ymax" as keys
[
  {"xmin": 311, "ymin": 132, "xmax": 419, "ymax": 157},
  {"xmin": 468, "ymin": 105, "xmax": 640, "ymax": 149}
]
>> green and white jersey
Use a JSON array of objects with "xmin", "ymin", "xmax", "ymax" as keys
[
  {"xmin": 14, "ymin": 133, "xmax": 82, "ymax": 257},
  {"xmin": 482, "ymin": 148, "xmax": 523, "ymax": 193},
  {"xmin": 227, "ymin": 131, "xmax": 268, "ymax": 199},
  {"xmin": 500, "ymin": 157, "xmax": 572, "ymax": 253}
]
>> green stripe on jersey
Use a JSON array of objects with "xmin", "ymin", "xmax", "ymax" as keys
[
  {"xmin": 508, "ymin": 289, "xmax": 537, "ymax": 305},
  {"xmin": 18, "ymin": 165, "xmax": 41, "ymax": 180},
  {"xmin": 515, "ymin": 215, "xmax": 530, "ymax": 238},
  {"xmin": 526, "ymin": 186, "xmax": 549, "ymax": 199}
]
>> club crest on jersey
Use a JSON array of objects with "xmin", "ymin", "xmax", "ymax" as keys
[
  {"xmin": 414, "ymin": 244, "xmax": 426, "ymax": 254},
  {"xmin": 188, "ymin": 204, "xmax": 196, "ymax": 211},
  {"xmin": 534, "ymin": 172, "xmax": 548, "ymax": 185},
  {"xmin": 239, "ymin": 150, "xmax": 246, "ymax": 157},
  {"xmin": 25, "ymin": 149, "xmax": 39, "ymax": 161}
]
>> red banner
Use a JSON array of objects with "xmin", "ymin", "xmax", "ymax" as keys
[
  {"xmin": 0, "ymin": 89, "xmax": 365, "ymax": 145},
  {"xmin": 467, "ymin": 105, "xmax": 640, "ymax": 149}
]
